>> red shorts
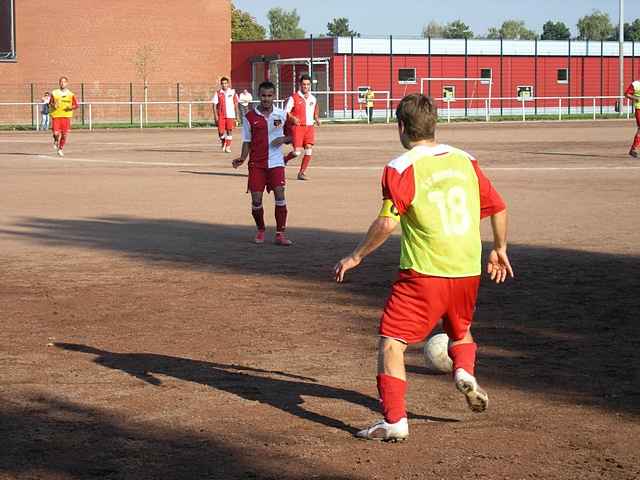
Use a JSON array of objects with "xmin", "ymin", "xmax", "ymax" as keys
[
  {"xmin": 51, "ymin": 117, "xmax": 71, "ymax": 133},
  {"xmin": 635, "ymin": 109, "xmax": 640, "ymax": 128},
  {"xmin": 218, "ymin": 118, "xmax": 235, "ymax": 136},
  {"xmin": 248, "ymin": 166, "xmax": 286, "ymax": 193},
  {"xmin": 380, "ymin": 270, "xmax": 481, "ymax": 344},
  {"xmin": 291, "ymin": 125, "xmax": 315, "ymax": 149}
]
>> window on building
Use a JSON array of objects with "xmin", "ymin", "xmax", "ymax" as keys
[
  {"xmin": 557, "ymin": 68, "xmax": 568, "ymax": 84},
  {"xmin": 398, "ymin": 68, "xmax": 416, "ymax": 84},
  {"xmin": 443, "ymin": 86, "xmax": 455, "ymax": 101},
  {"xmin": 0, "ymin": 0, "xmax": 16, "ymax": 60},
  {"xmin": 517, "ymin": 86, "xmax": 534, "ymax": 100},
  {"xmin": 480, "ymin": 68, "xmax": 492, "ymax": 79}
]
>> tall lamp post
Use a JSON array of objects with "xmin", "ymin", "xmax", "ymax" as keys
[{"xmin": 619, "ymin": 0, "xmax": 625, "ymax": 116}]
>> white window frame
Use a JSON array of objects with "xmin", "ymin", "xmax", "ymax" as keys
[
  {"xmin": 398, "ymin": 68, "xmax": 417, "ymax": 85},
  {"xmin": 557, "ymin": 68, "xmax": 568, "ymax": 84},
  {"xmin": 443, "ymin": 85, "xmax": 456, "ymax": 102},
  {"xmin": 480, "ymin": 68, "xmax": 492, "ymax": 85},
  {"xmin": 517, "ymin": 85, "xmax": 534, "ymax": 101}
]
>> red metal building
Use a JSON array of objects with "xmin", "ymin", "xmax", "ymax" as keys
[{"xmin": 232, "ymin": 37, "xmax": 640, "ymax": 118}]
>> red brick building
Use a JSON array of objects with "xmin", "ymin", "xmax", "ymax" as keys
[{"xmin": 0, "ymin": 0, "xmax": 230, "ymax": 102}]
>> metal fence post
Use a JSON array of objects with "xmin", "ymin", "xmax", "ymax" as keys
[
  {"xmin": 521, "ymin": 97, "xmax": 526, "ymax": 122},
  {"xmin": 188, "ymin": 103, "xmax": 192, "ymax": 128},
  {"xmin": 30, "ymin": 83, "xmax": 34, "ymax": 129},
  {"xmin": 34, "ymin": 104, "xmax": 39, "ymax": 130},
  {"xmin": 139, "ymin": 103, "xmax": 143, "ymax": 129},
  {"xmin": 129, "ymin": 83, "xmax": 133, "ymax": 125},
  {"xmin": 558, "ymin": 98, "xmax": 562, "ymax": 120},
  {"xmin": 176, "ymin": 82, "xmax": 180, "ymax": 124},
  {"xmin": 81, "ymin": 83, "xmax": 85, "ymax": 125},
  {"xmin": 593, "ymin": 97, "xmax": 596, "ymax": 120},
  {"xmin": 89, "ymin": 103, "xmax": 93, "ymax": 131}
]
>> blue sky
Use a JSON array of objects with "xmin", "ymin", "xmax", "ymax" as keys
[{"xmin": 233, "ymin": 0, "xmax": 640, "ymax": 38}]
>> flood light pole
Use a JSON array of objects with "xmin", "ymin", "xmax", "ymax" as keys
[{"xmin": 619, "ymin": 0, "xmax": 624, "ymax": 116}]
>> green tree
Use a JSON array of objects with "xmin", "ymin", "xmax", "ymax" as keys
[
  {"xmin": 442, "ymin": 20, "xmax": 473, "ymax": 39},
  {"xmin": 327, "ymin": 17, "xmax": 358, "ymax": 37},
  {"xmin": 486, "ymin": 20, "xmax": 537, "ymax": 40},
  {"xmin": 267, "ymin": 7, "xmax": 305, "ymax": 39},
  {"xmin": 629, "ymin": 19, "xmax": 640, "ymax": 41},
  {"xmin": 609, "ymin": 19, "xmax": 640, "ymax": 41},
  {"xmin": 422, "ymin": 20, "xmax": 445, "ymax": 38},
  {"xmin": 577, "ymin": 10, "xmax": 614, "ymax": 41},
  {"xmin": 540, "ymin": 20, "xmax": 571, "ymax": 40},
  {"xmin": 231, "ymin": 4, "xmax": 266, "ymax": 41}
]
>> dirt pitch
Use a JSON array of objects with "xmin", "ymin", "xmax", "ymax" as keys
[{"xmin": 1, "ymin": 121, "xmax": 639, "ymax": 480}]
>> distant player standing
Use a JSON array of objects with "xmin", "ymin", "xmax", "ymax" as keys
[
  {"xmin": 49, "ymin": 76, "xmax": 78, "ymax": 157},
  {"xmin": 213, "ymin": 77, "xmax": 240, "ymax": 153},
  {"xmin": 232, "ymin": 81, "xmax": 293, "ymax": 246},
  {"xmin": 625, "ymin": 80, "xmax": 640, "ymax": 158},
  {"xmin": 334, "ymin": 93, "xmax": 513, "ymax": 442},
  {"xmin": 284, "ymin": 74, "xmax": 321, "ymax": 180}
]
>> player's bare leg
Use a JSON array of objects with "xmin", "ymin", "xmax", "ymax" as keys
[
  {"xmin": 52, "ymin": 132, "xmax": 60, "ymax": 151},
  {"xmin": 449, "ymin": 330, "xmax": 488, "ymax": 412},
  {"xmin": 356, "ymin": 337, "xmax": 409, "ymax": 442},
  {"xmin": 284, "ymin": 148, "xmax": 302, "ymax": 165},
  {"xmin": 57, "ymin": 132, "xmax": 68, "ymax": 157},
  {"xmin": 224, "ymin": 130, "xmax": 233, "ymax": 153},
  {"xmin": 297, "ymin": 144, "xmax": 313, "ymax": 180},
  {"xmin": 630, "ymin": 126, "xmax": 640, "ymax": 158},
  {"xmin": 273, "ymin": 186, "xmax": 292, "ymax": 246},
  {"xmin": 250, "ymin": 191, "xmax": 266, "ymax": 244}
]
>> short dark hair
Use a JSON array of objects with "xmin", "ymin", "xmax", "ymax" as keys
[
  {"xmin": 59, "ymin": 76, "xmax": 68, "ymax": 82},
  {"xmin": 220, "ymin": 76, "xmax": 230, "ymax": 83},
  {"xmin": 395, "ymin": 94, "xmax": 437, "ymax": 141},
  {"xmin": 258, "ymin": 81, "xmax": 276, "ymax": 92},
  {"xmin": 299, "ymin": 74, "xmax": 311, "ymax": 83}
]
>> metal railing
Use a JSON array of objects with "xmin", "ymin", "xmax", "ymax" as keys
[{"xmin": 0, "ymin": 95, "xmax": 633, "ymax": 129}]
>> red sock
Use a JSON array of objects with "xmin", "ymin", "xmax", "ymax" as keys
[
  {"xmin": 58, "ymin": 135, "xmax": 67, "ymax": 149},
  {"xmin": 633, "ymin": 133, "xmax": 640, "ymax": 150},
  {"xmin": 224, "ymin": 139, "xmax": 231, "ymax": 149},
  {"xmin": 275, "ymin": 204, "xmax": 287, "ymax": 232},
  {"xmin": 376, "ymin": 374, "xmax": 407, "ymax": 424},
  {"xmin": 284, "ymin": 151, "xmax": 297, "ymax": 164},
  {"xmin": 251, "ymin": 206, "xmax": 265, "ymax": 231},
  {"xmin": 448, "ymin": 342, "xmax": 478, "ymax": 376},
  {"xmin": 299, "ymin": 155, "xmax": 311, "ymax": 174}
]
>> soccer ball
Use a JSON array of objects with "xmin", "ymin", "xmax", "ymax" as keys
[{"xmin": 423, "ymin": 333, "xmax": 453, "ymax": 374}]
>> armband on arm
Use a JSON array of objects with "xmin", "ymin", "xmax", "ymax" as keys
[{"xmin": 378, "ymin": 199, "xmax": 400, "ymax": 220}]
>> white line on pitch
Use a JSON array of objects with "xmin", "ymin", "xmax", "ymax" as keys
[{"xmin": 35, "ymin": 155, "xmax": 203, "ymax": 166}]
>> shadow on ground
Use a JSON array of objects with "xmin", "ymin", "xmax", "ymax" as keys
[
  {"xmin": 0, "ymin": 394, "xmax": 362, "ymax": 480},
  {"xmin": 1, "ymin": 215, "xmax": 639, "ymax": 417}
]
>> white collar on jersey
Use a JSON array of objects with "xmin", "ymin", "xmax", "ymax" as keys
[{"xmin": 297, "ymin": 90, "xmax": 312, "ymax": 100}]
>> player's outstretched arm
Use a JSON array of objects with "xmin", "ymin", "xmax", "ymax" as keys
[
  {"xmin": 487, "ymin": 209, "xmax": 514, "ymax": 284},
  {"xmin": 334, "ymin": 216, "xmax": 398, "ymax": 283},
  {"xmin": 232, "ymin": 142, "xmax": 250, "ymax": 168}
]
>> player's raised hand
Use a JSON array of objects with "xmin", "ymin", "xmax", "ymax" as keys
[
  {"xmin": 334, "ymin": 255, "xmax": 361, "ymax": 283},
  {"xmin": 486, "ymin": 248, "xmax": 514, "ymax": 284},
  {"xmin": 231, "ymin": 157, "xmax": 244, "ymax": 169}
]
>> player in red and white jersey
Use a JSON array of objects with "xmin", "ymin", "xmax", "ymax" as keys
[
  {"xmin": 212, "ymin": 77, "xmax": 240, "ymax": 153},
  {"xmin": 284, "ymin": 74, "xmax": 321, "ymax": 180},
  {"xmin": 625, "ymin": 80, "xmax": 640, "ymax": 158},
  {"xmin": 232, "ymin": 81, "xmax": 293, "ymax": 246}
]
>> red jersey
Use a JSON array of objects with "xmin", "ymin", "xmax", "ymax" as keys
[
  {"xmin": 213, "ymin": 88, "xmax": 238, "ymax": 119},
  {"xmin": 242, "ymin": 107, "xmax": 287, "ymax": 169},
  {"xmin": 285, "ymin": 91, "xmax": 318, "ymax": 126}
]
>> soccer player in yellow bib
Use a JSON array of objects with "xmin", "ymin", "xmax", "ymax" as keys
[
  {"xmin": 49, "ymin": 76, "xmax": 78, "ymax": 157},
  {"xmin": 334, "ymin": 93, "xmax": 514, "ymax": 442},
  {"xmin": 625, "ymin": 80, "xmax": 640, "ymax": 158}
]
